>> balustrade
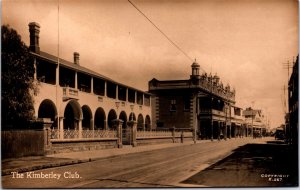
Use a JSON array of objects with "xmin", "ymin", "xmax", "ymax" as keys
[{"xmin": 50, "ymin": 129, "xmax": 117, "ymax": 139}]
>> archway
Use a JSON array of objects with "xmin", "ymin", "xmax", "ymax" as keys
[
  {"xmin": 145, "ymin": 115, "xmax": 151, "ymax": 130},
  {"xmin": 38, "ymin": 99, "xmax": 57, "ymax": 128},
  {"xmin": 94, "ymin": 107, "xmax": 106, "ymax": 129},
  {"xmin": 119, "ymin": 111, "xmax": 127, "ymax": 129},
  {"xmin": 137, "ymin": 114, "xmax": 144, "ymax": 130},
  {"xmin": 82, "ymin": 105, "xmax": 92, "ymax": 130},
  {"xmin": 129, "ymin": 112, "xmax": 136, "ymax": 121},
  {"xmin": 107, "ymin": 109, "xmax": 117, "ymax": 129},
  {"xmin": 63, "ymin": 100, "xmax": 82, "ymax": 130}
]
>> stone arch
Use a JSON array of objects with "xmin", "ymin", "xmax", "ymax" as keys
[
  {"xmin": 63, "ymin": 100, "xmax": 82, "ymax": 130},
  {"xmin": 137, "ymin": 114, "xmax": 144, "ymax": 130},
  {"xmin": 82, "ymin": 105, "xmax": 92, "ymax": 130},
  {"xmin": 38, "ymin": 99, "xmax": 57, "ymax": 128},
  {"xmin": 119, "ymin": 111, "xmax": 127, "ymax": 129},
  {"xmin": 145, "ymin": 115, "xmax": 151, "ymax": 130},
  {"xmin": 107, "ymin": 109, "xmax": 117, "ymax": 129},
  {"xmin": 129, "ymin": 112, "xmax": 136, "ymax": 121},
  {"xmin": 94, "ymin": 107, "xmax": 106, "ymax": 129}
]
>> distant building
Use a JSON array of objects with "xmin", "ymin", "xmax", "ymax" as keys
[
  {"xmin": 28, "ymin": 22, "xmax": 152, "ymax": 139},
  {"xmin": 148, "ymin": 60, "xmax": 242, "ymax": 140},
  {"xmin": 243, "ymin": 107, "xmax": 267, "ymax": 137},
  {"xmin": 288, "ymin": 55, "xmax": 298, "ymax": 146}
]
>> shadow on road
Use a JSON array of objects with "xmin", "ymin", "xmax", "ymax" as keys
[{"xmin": 182, "ymin": 142, "xmax": 298, "ymax": 187}]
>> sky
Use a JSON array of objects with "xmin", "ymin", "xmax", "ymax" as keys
[{"xmin": 2, "ymin": 0, "xmax": 299, "ymax": 128}]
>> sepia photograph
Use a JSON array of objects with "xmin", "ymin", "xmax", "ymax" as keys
[{"xmin": 1, "ymin": 0, "xmax": 299, "ymax": 188}]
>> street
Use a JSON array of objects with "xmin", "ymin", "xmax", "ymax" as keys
[{"xmin": 2, "ymin": 138, "xmax": 269, "ymax": 188}]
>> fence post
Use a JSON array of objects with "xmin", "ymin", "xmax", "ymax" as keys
[
  {"xmin": 172, "ymin": 127, "xmax": 176, "ymax": 143},
  {"xmin": 127, "ymin": 120, "xmax": 137, "ymax": 147},
  {"xmin": 193, "ymin": 128, "xmax": 197, "ymax": 144},
  {"xmin": 42, "ymin": 118, "xmax": 53, "ymax": 154},
  {"xmin": 112, "ymin": 119, "xmax": 123, "ymax": 148}
]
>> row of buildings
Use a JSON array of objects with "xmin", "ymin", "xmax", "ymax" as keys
[{"xmin": 28, "ymin": 22, "xmax": 268, "ymax": 141}]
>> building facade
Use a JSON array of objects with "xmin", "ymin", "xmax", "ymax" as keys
[
  {"xmin": 242, "ymin": 107, "xmax": 267, "ymax": 137},
  {"xmin": 288, "ymin": 55, "xmax": 298, "ymax": 146},
  {"xmin": 149, "ymin": 60, "xmax": 243, "ymax": 140},
  {"xmin": 29, "ymin": 22, "xmax": 152, "ymax": 139}
]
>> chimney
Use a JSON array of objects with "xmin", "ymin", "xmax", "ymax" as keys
[
  {"xmin": 74, "ymin": 52, "xmax": 80, "ymax": 65},
  {"xmin": 28, "ymin": 22, "xmax": 40, "ymax": 54}
]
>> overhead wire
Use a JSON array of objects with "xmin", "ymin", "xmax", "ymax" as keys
[{"xmin": 127, "ymin": 0, "xmax": 194, "ymax": 63}]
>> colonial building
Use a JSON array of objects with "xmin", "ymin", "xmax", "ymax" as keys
[
  {"xmin": 148, "ymin": 60, "xmax": 242, "ymax": 140},
  {"xmin": 29, "ymin": 22, "xmax": 152, "ymax": 139},
  {"xmin": 288, "ymin": 55, "xmax": 298, "ymax": 146}
]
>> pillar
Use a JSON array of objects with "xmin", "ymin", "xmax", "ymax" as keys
[
  {"xmin": 116, "ymin": 85, "xmax": 118, "ymax": 100},
  {"xmin": 43, "ymin": 119, "xmax": 53, "ymax": 152},
  {"xmin": 172, "ymin": 127, "xmax": 176, "ymax": 143},
  {"xmin": 90, "ymin": 119, "xmax": 94, "ymax": 130},
  {"xmin": 91, "ymin": 77, "xmax": 94, "ymax": 94},
  {"xmin": 59, "ymin": 117, "xmax": 64, "ymax": 139},
  {"xmin": 217, "ymin": 121, "xmax": 220, "ymax": 141},
  {"xmin": 78, "ymin": 120, "xmax": 82, "ymax": 138},
  {"xmin": 224, "ymin": 123, "xmax": 227, "ymax": 140},
  {"xmin": 211, "ymin": 120, "xmax": 214, "ymax": 141},
  {"xmin": 34, "ymin": 58, "xmax": 37, "ymax": 80},
  {"xmin": 112, "ymin": 119, "xmax": 123, "ymax": 148},
  {"xmin": 104, "ymin": 119, "xmax": 108, "ymax": 130},
  {"xmin": 127, "ymin": 120, "xmax": 137, "ymax": 147},
  {"xmin": 104, "ymin": 81, "xmax": 107, "ymax": 97},
  {"xmin": 75, "ymin": 72, "xmax": 78, "ymax": 89}
]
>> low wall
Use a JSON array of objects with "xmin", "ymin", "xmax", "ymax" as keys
[
  {"xmin": 136, "ymin": 136, "xmax": 194, "ymax": 146},
  {"xmin": 47, "ymin": 138, "xmax": 118, "ymax": 154},
  {"xmin": 2, "ymin": 130, "xmax": 45, "ymax": 159}
]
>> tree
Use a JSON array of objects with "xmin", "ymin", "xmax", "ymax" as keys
[{"xmin": 1, "ymin": 25, "xmax": 36, "ymax": 128}]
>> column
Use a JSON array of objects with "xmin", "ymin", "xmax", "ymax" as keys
[
  {"xmin": 211, "ymin": 120, "xmax": 213, "ymax": 141},
  {"xmin": 217, "ymin": 121, "xmax": 220, "ymax": 141},
  {"xmin": 91, "ymin": 77, "xmax": 94, "ymax": 94},
  {"xmin": 90, "ymin": 119, "xmax": 94, "ymax": 130},
  {"xmin": 34, "ymin": 58, "xmax": 37, "ymax": 80},
  {"xmin": 126, "ymin": 88, "xmax": 128, "ymax": 102},
  {"xmin": 116, "ymin": 85, "xmax": 118, "ymax": 100},
  {"xmin": 75, "ymin": 72, "xmax": 78, "ymax": 89},
  {"xmin": 78, "ymin": 120, "xmax": 82, "ymax": 138},
  {"xmin": 59, "ymin": 117, "xmax": 64, "ymax": 139},
  {"xmin": 224, "ymin": 123, "xmax": 227, "ymax": 140},
  {"xmin": 56, "ymin": 64, "xmax": 59, "ymax": 86},
  {"xmin": 104, "ymin": 120, "xmax": 108, "ymax": 130},
  {"xmin": 104, "ymin": 81, "xmax": 107, "ymax": 97}
]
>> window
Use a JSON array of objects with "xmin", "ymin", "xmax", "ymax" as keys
[{"xmin": 170, "ymin": 98, "xmax": 176, "ymax": 112}]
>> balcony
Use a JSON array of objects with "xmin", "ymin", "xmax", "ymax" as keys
[
  {"xmin": 62, "ymin": 87, "xmax": 79, "ymax": 101},
  {"xmin": 199, "ymin": 109, "xmax": 226, "ymax": 117}
]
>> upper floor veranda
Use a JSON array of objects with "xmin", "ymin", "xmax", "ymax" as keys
[{"xmin": 31, "ymin": 51, "xmax": 151, "ymax": 108}]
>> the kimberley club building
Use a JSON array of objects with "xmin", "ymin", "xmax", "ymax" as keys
[
  {"xmin": 29, "ymin": 22, "xmax": 263, "ymax": 141},
  {"xmin": 29, "ymin": 22, "xmax": 152, "ymax": 137}
]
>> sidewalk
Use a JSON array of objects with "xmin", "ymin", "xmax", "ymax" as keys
[
  {"xmin": 2, "ymin": 140, "xmax": 209, "ymax": 176},
  {"xmin": 1, "ymin": 137, "xmax": 271, "ymax": 176}
]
